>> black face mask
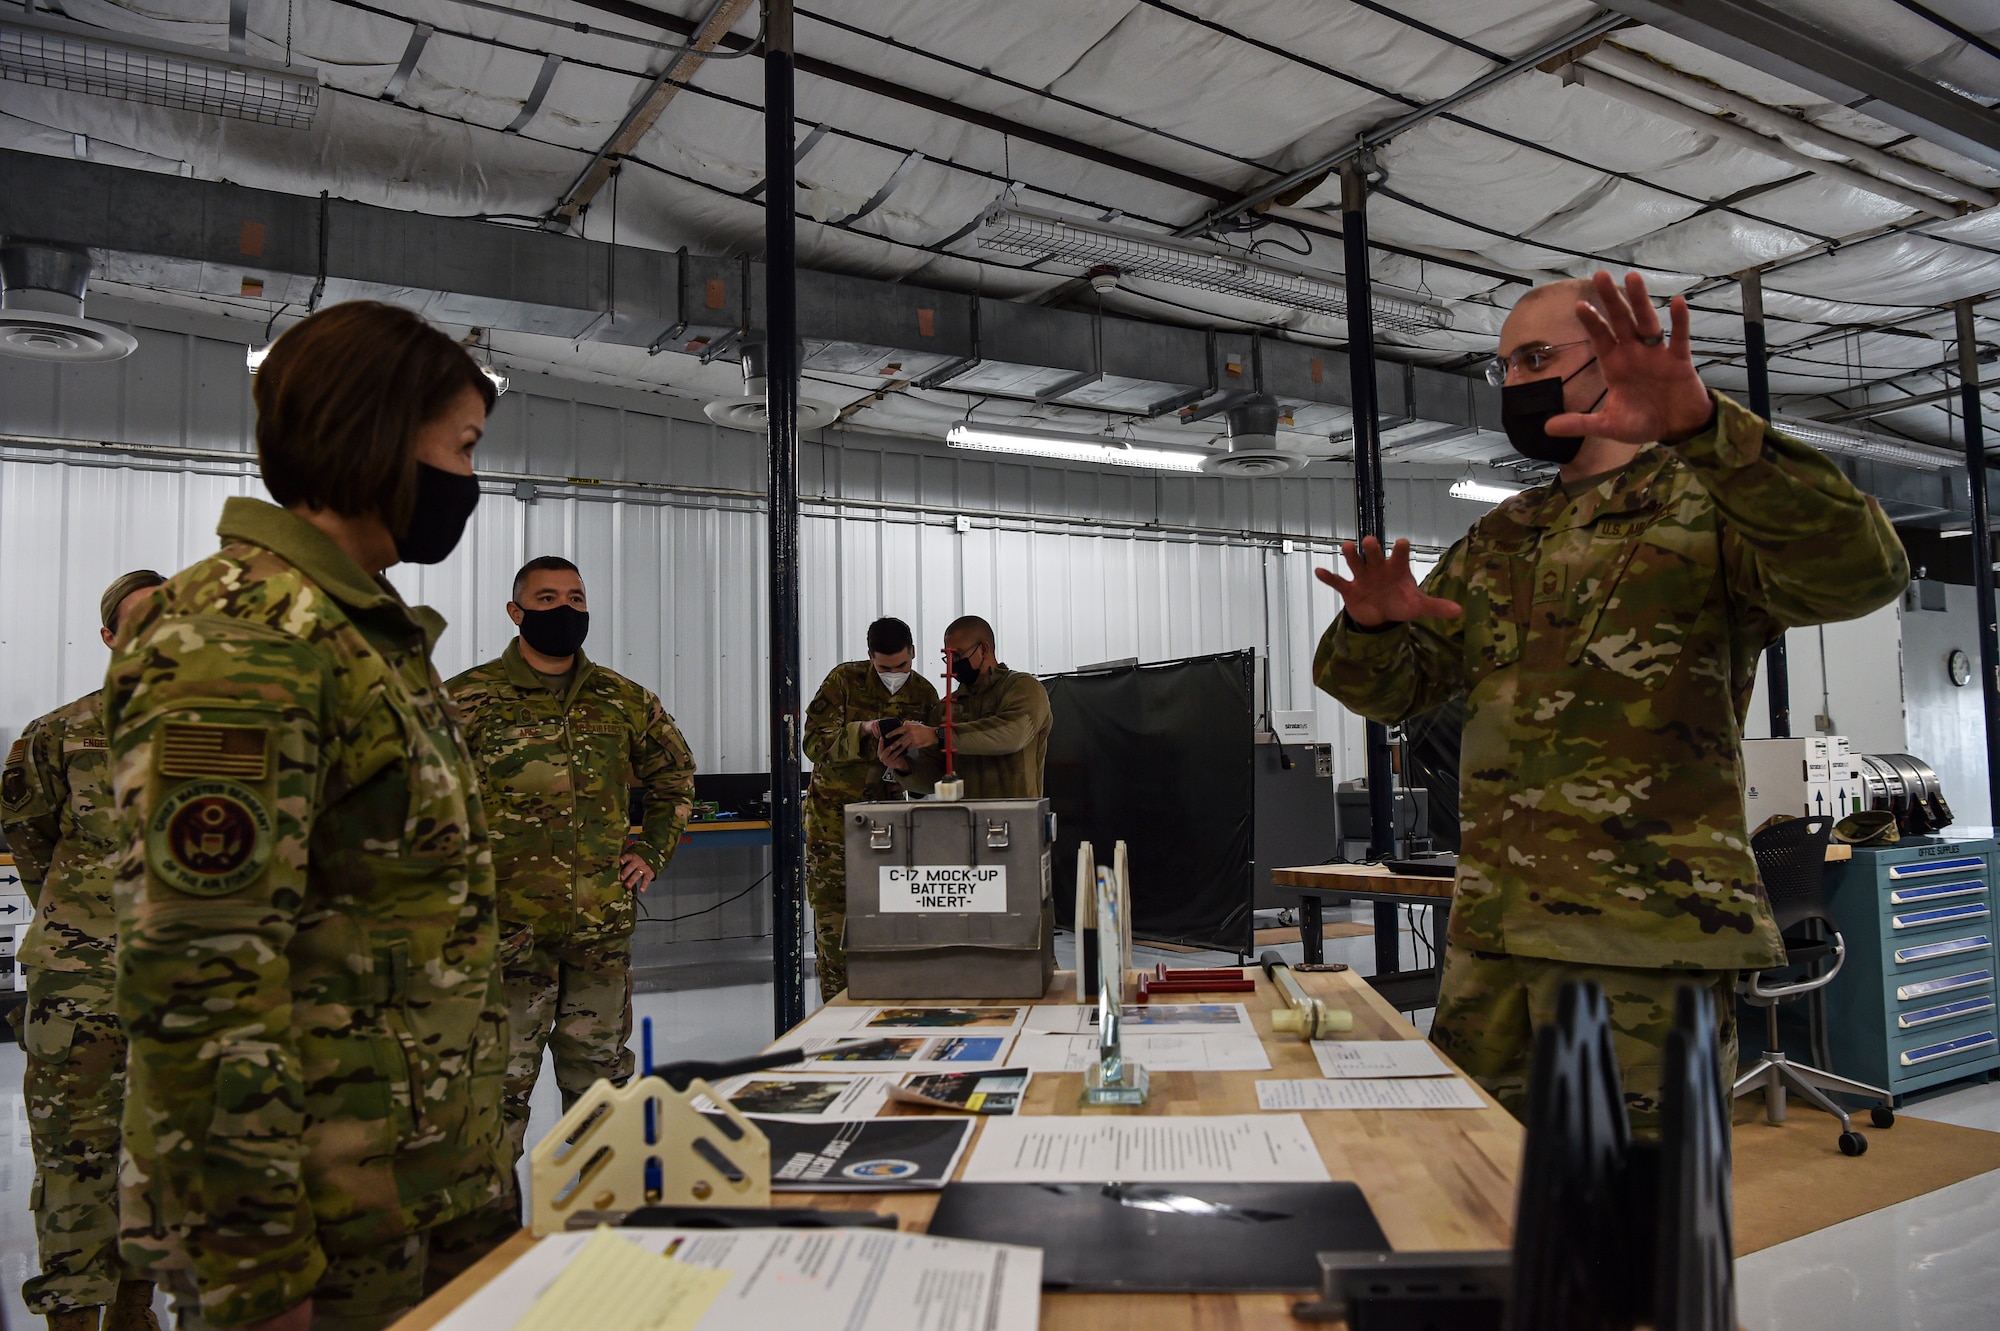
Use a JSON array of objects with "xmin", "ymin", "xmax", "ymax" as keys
[
  {"xmin": 951, "ymin": 655, "xmax": 982, "ymax": 689},
  {"xmin": 1500, "ymin": 360, "xmax": 1606, "ymax": 465},
  {"xmin": 519, "ymin": 605, "xmax": 589, "ymax": 658},
  {"xmin": 394, "ymin": 463, "xmax": 481, "ymax": 565}
]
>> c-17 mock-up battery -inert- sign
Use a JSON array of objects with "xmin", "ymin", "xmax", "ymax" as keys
[{"xmin": 881, "ymin": 865, "xmax": 1008, "ymax": 912}]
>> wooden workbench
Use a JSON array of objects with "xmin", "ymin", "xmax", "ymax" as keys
[
  {"xmin": 1271, "ymin": 846, "xmax": 1857, "ymax": 1002},
  {"xmin": 392, "ymin": 966, "xmax": 1523, "ymax": 1331}
]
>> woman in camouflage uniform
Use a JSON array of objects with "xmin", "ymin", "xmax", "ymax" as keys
[{"xmin": 103, "ymin": 303, "xmax": 510, "ymax": 1331}]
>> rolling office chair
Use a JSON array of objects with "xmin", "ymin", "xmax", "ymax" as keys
[{"xmin": 1732, "ymin": 815, "xmax": 1895, "ymax": 1156}]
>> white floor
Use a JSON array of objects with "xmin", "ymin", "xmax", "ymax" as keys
[{"xmin": 4, "ymin": 927, "xmax": 1996, "ymax": 1329}]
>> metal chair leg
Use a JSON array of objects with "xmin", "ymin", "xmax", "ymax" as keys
[
  {"xmin": 1787, "ymin": 1062, "xmax": 1893, "ymax": 1108},
  {"xmin": 1774, "ymin": 1063, "xmax": 1855, "ymax": 1134}
]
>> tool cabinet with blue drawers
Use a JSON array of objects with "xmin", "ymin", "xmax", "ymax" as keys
[{"xmin": 1823, "ymin": 836, "xmax": 2000, "ymax": 1101}]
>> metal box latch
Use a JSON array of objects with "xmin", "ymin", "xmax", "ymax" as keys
[
  {"xmin": 985, "ymin": 820, "xmax": 1011, "ymax": 849},
  {"xmin": 865, "ymin": 819, "xmax": 894, "ymax": 850}
]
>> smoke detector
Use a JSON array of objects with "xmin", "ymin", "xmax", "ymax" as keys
[
  {"xmin": 703, "ymin": 339, "xmax": 838, "ymax": 432},
  {"xmin": 0, "ymin": 240, "xmax": 136, "ymax": 362},
  {"xmin": 1200, "ymin": 396, "xmax": 1309, "ymax": 476},
  {"xmin": 1087, "ymin": 264, "xmax": 1120, "ymax": 294}
]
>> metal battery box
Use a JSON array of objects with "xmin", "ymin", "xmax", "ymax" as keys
[{"xmin": 842, "ymin": 798, "xmax": 1055, "ymax": 1001}]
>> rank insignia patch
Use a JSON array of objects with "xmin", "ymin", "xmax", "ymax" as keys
[{"xmin": 147, "ymin": 779, "xmax": 274, "ymax": 897}]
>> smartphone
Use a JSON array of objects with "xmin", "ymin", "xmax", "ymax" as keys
[{"xmin": 877, "ymin": 718, "xmax": 904, "ymax": 738}]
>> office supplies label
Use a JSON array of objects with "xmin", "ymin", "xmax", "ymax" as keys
[{"xmin": 880, "ymin": 865, "xmax": 1007, "ymax": 912}]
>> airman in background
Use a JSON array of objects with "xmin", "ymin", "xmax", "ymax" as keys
[
  {"xmin": 890, "ymin": 615, "xmax": 1052, "ymax": 801},
  {"xmin": 4, "ymin": 569, "xmax": 167, "ymax": 1331},
  {"xmin": 802, "ymin": 617, "xmax": 939, "ymax": 999},
  {"xmin": 448, "ymin": 556, "xmax": 697, "ymax": 1168}
]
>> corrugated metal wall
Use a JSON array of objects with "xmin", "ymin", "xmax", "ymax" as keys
[{"xmin": 1, "ymin": 319, "xmax": 1472, "ymax": 786}]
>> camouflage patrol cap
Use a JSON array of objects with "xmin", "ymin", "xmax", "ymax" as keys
[{"xmin": 101, "ymin": 569, "xmax": 167, "ymax": 631}]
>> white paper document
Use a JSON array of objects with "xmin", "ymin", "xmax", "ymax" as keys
[
  {"xmin": 433, "ymin": 1227, "xmax": 1043, "ymax": 1331},
  {"xmin": 1010, "ymin": 1030, "xmax": 1270, "ymax": 1073},
  {"xmin": 1257, "ymin": 1078, "xmax": 1488, "ymax": 1111},
  {"xmin": 1310, "ymin": 1039, "xmax": 1455, "ymax": 1079},
  {"xmin": 962, "ymin": 1113, "xmax": 1331, "ymax": 1183}
]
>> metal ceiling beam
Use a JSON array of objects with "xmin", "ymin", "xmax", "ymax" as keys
[
  {"xmin": 564, "ymin": 0, "xmax": 1239, "ymax": 202},
  {"xmin": 1604, "ymin": 0, "xmax": 2000, "ymax": 172},
  {"xmin": 551, "ymin": 0, "xmax": 753, "ymax": 230}
]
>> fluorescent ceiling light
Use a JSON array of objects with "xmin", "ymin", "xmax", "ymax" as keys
[
  {"xmin": 1450, "ymin": 478, "xmax": 1522, "ymax": 504},
  {"xmin": 976, "ymin": 203, "xmax": 1453, "ymax": 334},
  {"xmin": 946, "ymin": 422, "xmax": 1207, "ymax": 472},
  {"xmin": 246, "ymin": 343, "xmax": 270, "ymax": 370},
  {"xmin": 1, "ymin": 11, "xmax": 320, "ymax": 129},
  {"xmin": 1939, "ymin": 528, "xmax": 1973, "ymax": 538}
]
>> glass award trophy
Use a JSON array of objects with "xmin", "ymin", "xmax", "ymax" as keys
[{"xmin": 1081, "ymin": 853, "xmax": 1148, "ymax": 1106}]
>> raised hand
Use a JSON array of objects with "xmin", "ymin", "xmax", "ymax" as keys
[
  {"xmin": 1546, "ymin": 269, "xmax": 1716, "ymax": 445},
  {"xmin": 1315, "ymin": 536, "xmax": 1462, "ymax": 627}
]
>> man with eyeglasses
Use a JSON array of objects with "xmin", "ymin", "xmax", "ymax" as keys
[{"xmin": 1313, "ymin": 270, "xmax": 1908, "ymax": 1136}]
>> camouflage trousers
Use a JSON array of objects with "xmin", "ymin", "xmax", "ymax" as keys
[
  {"xmin": 805, "ymin": 829, "xmax": 847, "ymax": 1002},
  {"xmin": 1430, "ymin": 945, "xmax": 1738, "ymax": 1140},
  {"xmin": 501, "ymin": 931, "xmax": 635, "ymax": 1167},
  {"xmin": 162, "ymin": 1206, "xmax": 513, "ymax": 1331},
  {"xmin": 21, "ymin": 971, "xmax": 133, "ymax": 1315}
]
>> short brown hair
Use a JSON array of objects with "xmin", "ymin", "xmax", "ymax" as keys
[
  {"xmin": 254, "ymin": 301, "xmax": 493, "ymax": 528},
  {"xmin": 944, "ymin": 615, "xmax": 994, "ymax": 649},
  {"xmin": 512, "ymin": 554, "xmax": 581, "ymax": 602}
]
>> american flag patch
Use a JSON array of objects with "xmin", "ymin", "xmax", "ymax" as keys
[
  {"xmin": 158, "ymin": 723, "xmax": 268, "ymax": 780},
  {"xmin": 6, "ymin": 738, "xmax": 25, "ymax": 765}
]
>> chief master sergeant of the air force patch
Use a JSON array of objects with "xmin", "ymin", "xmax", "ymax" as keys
[{"xmin": 145, "ymin": 722, "xmax": 275, "ymax": 897}]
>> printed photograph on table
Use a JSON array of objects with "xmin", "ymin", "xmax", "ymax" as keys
[
  {"xmin": 866, "ymin": 1006, "xmax": 1024, "ymax": 1029},
  {"xmin": 893, "ymin": 1070, "xmax": 1031, "ymax": 1115},
  {"xmin": 810, "ymin": 1036, "xmax": 929, "ymax": 1063},
  {"xmin": 930, "ymin": 1035, "xmax": 1011, "ymax": 1063},
  {"xmin": 1120, "ymin": 1003, "xmax": 1249, "ymax": 1027},
  {"xmin": 758, "ymin": 1116, "xmax": 977, "ymax": 1191},
  {"xmin": 729, "ymin": 1077, "xmax": 848, "ymax": 1116}
]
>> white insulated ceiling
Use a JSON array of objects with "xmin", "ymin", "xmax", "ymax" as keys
[{"xmin": 2, "ymin": 0, "xmax": 1998, "ymax": 463}]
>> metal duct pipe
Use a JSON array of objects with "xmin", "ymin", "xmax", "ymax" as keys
[
  {"xmin": 1588, "ymin": 44, "xmax": 1995, "ymax": 210},
  {"xmin": 1563, "ymin": 61, "xmax": 1962, "ymax": 221},
  {"xmin": 1744, "ymin": 269, "xmax": 1791, "ymax": 738}
]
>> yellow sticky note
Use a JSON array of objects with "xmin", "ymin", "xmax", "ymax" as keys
[{"xmin": 515, "ymin": 1227, "xmax": 732, "ymax": 1331}]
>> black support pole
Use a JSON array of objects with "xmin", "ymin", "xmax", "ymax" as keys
[
  {"xmin": 1342, "ymin": 164, "xmax": 1403, "ymax": 973},
  {"xmin": 765, "ymin": 0, "xmax": 805, "ymax": 1036},
  {"xmin": 1958, "ymin": 299, "xmax": 2000, "ymax": 825},
  {"xmin": 1743, "ymin": 269, "xmax": 1790, "ymax": 738}
]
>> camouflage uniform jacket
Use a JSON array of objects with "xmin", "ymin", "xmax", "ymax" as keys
[
  {"xmin": 448, "ymin": 642, "xmax": 695, "ymax": 947},
  {"xmin": 104, "ymin": 497, "xmax": 507, "ymax": 1327},
  {"xmin": 1315, "ymin": 393, "xmax": 1908, "ymax": 971},
  {"xmin": 3, "ymin": 690, "xmax": 119, "ymax": 992},
  {"xmin": 802, "ymin": 661, "xmax": 939, "ymax": 828},
  {"xmin": 903, "ymin": 665, "xmax": 1053, "ymax": 800}
]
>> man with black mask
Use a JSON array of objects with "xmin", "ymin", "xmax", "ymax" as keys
[
  {"xmin": 449, "ymin": 555, "xmax": 696, "ymax": 1173},
  {"xmin": 886, "ymin": 615, "xmax": 1052, "ymax": 800},
  {"xmin": 1313, "ymin": 271, "xmax": 1907, "ymax": 1137}
]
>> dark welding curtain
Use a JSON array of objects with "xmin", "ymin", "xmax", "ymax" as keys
[
  {"xmin": 1043, "ymin": 651, "xmax": 1254, "ymax": 952},
  {"xmin": 1402, "ymin": 696, "xmax": 1464, "ymax": 853}
]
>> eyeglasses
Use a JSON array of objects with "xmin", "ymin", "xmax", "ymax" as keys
[{"xmin": 1484, "ymin": 339, "xmax": 1592, "ymax": 387}]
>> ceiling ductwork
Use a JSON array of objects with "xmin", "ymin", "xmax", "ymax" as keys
[
  {"xmin": 1201, "ymin": 396, "xmax": 1310, "ymax": 476},
  {"xmin": 0, "ymin": 238, "xmax": 136, "ymax": 363},
  {"xmin": 703, "ymin": 337, "xmax": 838, "ymax": 431}
]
